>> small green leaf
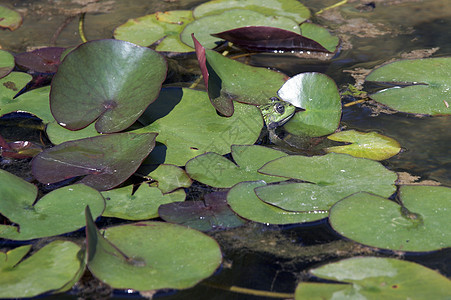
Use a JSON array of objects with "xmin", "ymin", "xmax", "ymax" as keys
[
  {"xmin": 85, "ymin": 207, "xmax": 222, "ymax": 291},
  {"xmin": 296, "ymin": 257, "xmax": 451, "ymax": 299},
  {"xmin": 0, "ymin": 5, "xmax": 22, "ymax": 31},
  {"xmin": 142, "ymin": 164, "xmax": 192, "ymax": 193},
  {"xmin": 325, "ymin": 130, "xmax": 401, "ymax": 160},
  {"xmin": 102, "ymin": 184, "xmax": 185, "ymax": 220},
  {"xmin": 114, "ymin": 10, "xmax": 194, "ymax": 53},
  {"xmin": 366, "ymin": 57, "xmax": 451, "ymax": 115},
  {"xmin": 278, "ymin": 72, "xmax": 341, "ymax": 137},
  {"xmin": 50, "ymin": 39, "xmax": 167, "ymax": 133},
  {"xmin": 329, "ymin": 186, "xmax": 451, "ymax": 252},
  {"xmin": 227, "ymin": 181, "xmax": 328, "ymax": 224},
  {"xmin": 0, "ymin": 241, "xmax": 82, "ymax": 298},
  {"xmin": 300, "ymin": 23, "xmax": 339, "ymax": 53},
  {"xmin": 186, "ymin": 145, "xmax": 288, "ymax": 188}
]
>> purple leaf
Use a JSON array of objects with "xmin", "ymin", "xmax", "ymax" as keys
[
  {"xmin": 15, "ymin": 47, "xmax": 65, "ymax": 74},
  {"xmin": 212, "ymin": 26, "xmax": 331, "ymax": 53}
]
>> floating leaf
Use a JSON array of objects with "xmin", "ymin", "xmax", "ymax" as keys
[
  {"xmin": 46, "ymin": 121, "xmax": 101, "ymax": 145},
  {"xmin": 181, "ymin": 9, "xmax": 300, "ymax": 49},
  {"xmin": 102, "ymin": 184, "xmax": 185, "ymax": 220},
  {"xmin": 256, "ymin": 153, "xmax": 397, "ymax": 211},
  {"xmin": 50, "ymin": 39, "xmax": 167, "ymax": 133},
  {"xmin": 366, "ymin": 57, "xmax": 451, "ymax": 115},
  {"xmin": 0, "ymin": 241, "xmax": 83, "ymax": 298},
  {"xmin": 0, "ymin": 169, "xmax": 105, "ymax": 240},
  {"xmin": 185, "ymin": 145, "xmax": 288, "ymax": 188},
  {"xmin": 114, "ymin": 10, "xmax": 194, "ymax": 52},
  {"xmin": 32, "ymin": 132, "xmax": 157, "ymax": 191},
  {"xmin": 15, "ymin": 47, "xmax": 65, "ymax": 73},
  {"xmin": 278, "ymin": 72, "xmax": 341, "ymax": 137},
  {"xmin": 299, "ymin": 22, "xmax": 339, "ymax": 53},
  {"xmin": 329, "ymin": 186, "xmax": 451, "ymax": 252},
  {"xmin": 193, "ymin": 0, "xmax": 310, "ymax": 23},
  {"xmin": 193, "ymin": 35, "xmax": 288, "ymax": 116},
  {"xmin": 212, "ymin": 26, "xmax": 331, "ymax": 53},
  {"xmin": 0, "ymin": 72, "xmax": 32, "ymax": 106},
  {"xmin": 227, "ymin": 181, "xmax": 328, "ymax": 224},
  {"xmin": 325, "ymin": 130, "xmax": 401, "ymax": 160},
  {"xmin": 142, "ymin": 164, "xmax": 192, "ymax": 193},
  {"xmin": 159, "ymin": 191, "xmax": 246, "ymax": 231},
  {"xmin": 0, "ymin": 50, "xmax": 14, "ymax": 78},
  {"xmin": 85, "ymin": 207, "xmax": 222, "ymax": 290},
  {"xmin": 0, "ymin": 86, "xmax": 53, "ymax": 122},
  {"xmin": 296, "ymin": 257, "xmax": 451, "ymax": 299},
  {"xmin": 134, "ymin": 88, "xmax": 262, "ymax": 166},
  {"xmin": 0, "ymin": 5, "xmax": 22, "ymax": 31}
]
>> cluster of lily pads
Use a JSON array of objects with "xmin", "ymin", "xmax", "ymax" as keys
[{"xmin": 0, "ymin": 0, "xmax": 450, "ymax": 298}]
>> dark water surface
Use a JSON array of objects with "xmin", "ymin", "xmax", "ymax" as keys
[{"xmin": 0, "ymin": 0, "xmax": 450, "ymax": 299}]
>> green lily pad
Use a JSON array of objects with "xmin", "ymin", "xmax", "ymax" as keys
[
  {"xmin": 85, "ymin": 207, "xmax": 222, "ymax": 291},
  {"xmin": 329, "ymin": 186, "xmax": 451, "ymax": 252},
  {"xmin": 0, "ymin": 5, "xmax": 22, "ymax": 31},
  {"xmin": 102, "ymin": 184, "xmax": 185, "ymax": 220},
  {"xmin": 50, "ymin": 39, "xmax": 167, "ymax": 133},
  {"xmin": 0, "ymin": 241, "xmax": 83, "ymax": 298},
  {"xmin": 193, "ymin": 0, "xmax": 310, "ymax": 23},
  {"xmin": 0, "ymin": 71, "xmax": 32, "ymax": 106},
  {"xmin": 142, "ymin": 164, "xmax": 192, "ymax": 193},
  {"xmin": 159, "ymin": 191, "xmax": 246, "ymax": 231},
  {"xmin": 278, "ymin": 72, "xmax": 341, "ymax": 137},
  {"xmin": 114, "ymin": 10, "xmax": 194, "ymax": 52},
  {"xmin": 227, "ymin": 181, "xmax": 328, "ymax": 224},
  {"xmin": 299, "ymin": 22, "xmax": 339, "ymax": 53},
  {"xmin": 256, "ymin": 153, "xmax": 397, "ymax": 211},
  {"xmin": 325, "ymin": 130, "xmax": 401, "ymax": 161},
  {"xmin": 0, "ymin": 86, "xmax": 53, "ymax": 122},
  {"xmin": 295, "ymin": 257, "xmax": 451, "ymax": 299},
  {"xmin": 0, "ymin": 50, "xmax": 14, "ymax": 78},
  {"xmin": 366, "ymin": 57, "xmax": 451, "ymax": 115},
  {"xmin": 46, "ymin": 121, "xmax": 101, "ymax": 144},
  {"xmin": 134, "ymin": 88, "xmax": 262, "ymax": 166},
  {"xmin": 0, "ymin": 169, "xmax": 104, "ymax": 240},
  {"xmin": 185, "ymin": 145, "xmax": 288, "ymax": 188},
  {"xmin": 181, "ymin": 9, "xmax": 300, "ymax": 49},
  {"xmin": 32, "ymin": 132, "xmax": 157, "ymax": 191}
]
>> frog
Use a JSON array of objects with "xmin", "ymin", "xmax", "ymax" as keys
[{"xmin": 258, "ymin": 97, "xmax": 297, "ymax": 143}]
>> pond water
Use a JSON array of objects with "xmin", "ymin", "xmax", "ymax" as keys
[{"xmin": 0, "ymin": 0, "xmax": 450, "ymax": 299}]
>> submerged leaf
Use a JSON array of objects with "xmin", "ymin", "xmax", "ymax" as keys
[
  {"xmin": 85, "ymin": 207, "xmax": 222, "ymax": 291},
  {"xmin": 32, "ymin": 132, "xmax": 157, "ymax": 191},
  {"xmin": 325, "ymin": 130, "xmax": 401, "ymax": 160},
  {"xmin": 212, "ymin": 26, "xmax": 331, "ymax": 53},
  {"xmin": 50, "ymin": 39, "xmax": 167, "ymax": 133}
]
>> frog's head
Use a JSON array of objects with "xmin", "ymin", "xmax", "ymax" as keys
[{"xmin": 260, "ymin": 99, "xmax": 296, "ymax": 130}]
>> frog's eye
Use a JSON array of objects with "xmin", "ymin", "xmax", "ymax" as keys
[{"xmin": 275, "ymin": 103, "xmax": 285, "ymax": 114}]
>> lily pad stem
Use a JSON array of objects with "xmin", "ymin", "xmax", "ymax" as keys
[
  {"xmin": 315, "ymin": 0, "xmax": 348, "ymax": 16},
  {"xmin": 78, "ymin": 13, "xmax": 88, "ymax": 43}
]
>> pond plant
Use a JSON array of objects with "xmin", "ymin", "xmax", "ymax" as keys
[{"xmin": 0, "ymin": 0, "xmax": 450, "ymax": 299}]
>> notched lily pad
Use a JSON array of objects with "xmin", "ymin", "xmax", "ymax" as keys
[
  {"xmin": 0, "ymin": 72, "xmax": 32, "ymax": 106},
  {"xmin": 278, "ymin": 72, "xmax": 341, "ymax": 137},
  {"xmin": 256, "ymin": 153, "xmax": 397, "ymax": 212},
  {"xmin": 366, "ymin": 57, "xmax": 451, "ymax": 115},
  {"xmin": 102, "ymin": 183, "xmax": 185, "ymax": 220},
  {"xmin": 0, "ymin": 169, "xmax": 105, "ymax": 240},
  {"xmin": 159, "ymin": 191, "xmax": 246, "ymax": 231},
  {"xmin": 114, "ymin": 10, "xmax": 194, "ymax": 53},
  {"xmin": 32, "ymin": 132, "xmax": 157, "ymax": 191},
  {"xmin": 227, "ymin": 181, "xmax": 328, "ymax": 224},
  {"xmin": 212, "ymin": 26, "xmax": 331, "ymax": 53},
  {"xmin": 296, "ymin": 257, "xmax": 451, "ymax": 299},
  {"xmin": 325, "ymin": 130, "xmax": 401, "ymax": 160},
  {"xmin": 85, "ymin": 207, "xmax": 222, "ymax": 291},
  {"xmin": 329, "ymin": 185, "xmax": 451, "ymax": 252},
  {"xmin": 185, "ymin": 145, "xmax": 288, "ymax": 188},
  {"xmin": 0, "ymin": 241, "xmax": 83, "ymax": 298},
  {"xmin": 50, "ymin": 39, "xmax": 167, "ymax": 133},
  {"xmin": 141, "ymin": 164, "xmax": 192, "ymax": 193},
  {"xmin": 0, "ymin": 5, "xmax": 22, "ymax": 31},
  {"xmin": 0, "ymin": 50, "xmax": 14, "ymax": 78}
]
